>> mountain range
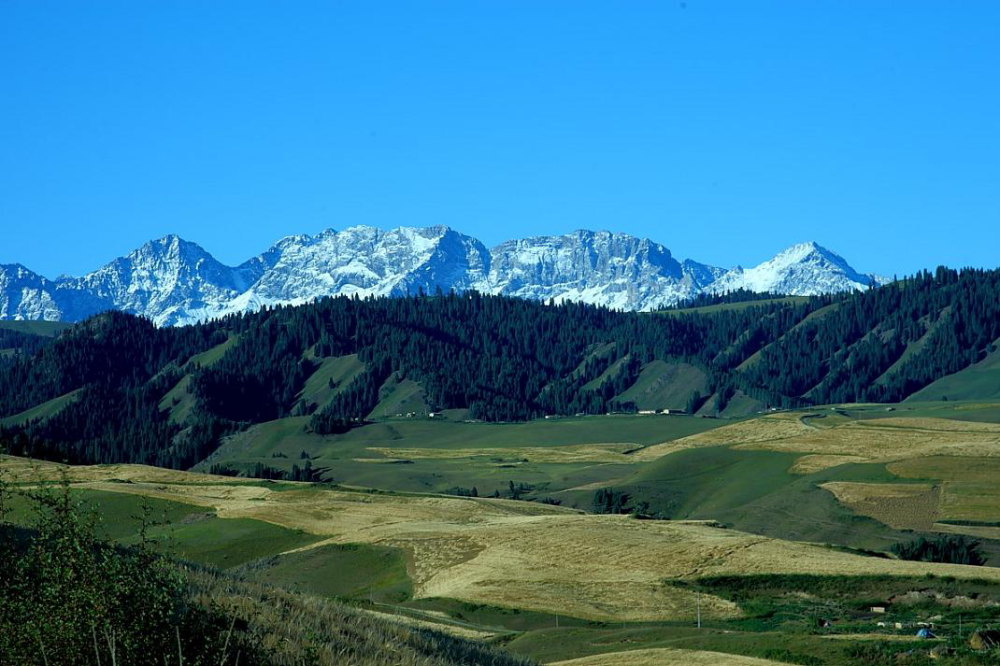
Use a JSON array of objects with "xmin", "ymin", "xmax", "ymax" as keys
[{"xmin": 0, "ymin": 226, "xmax": 886, "ymax": 325}]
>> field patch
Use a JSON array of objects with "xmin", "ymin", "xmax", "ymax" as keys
[
  {"xmin": 788, "ymin": 454, "xmax": 867, "ymax": 474},
  {"xmin": 12, "ymin": 459, "xmax": 1000, "ymax": 624},
  {"xmin": 154, "ymin": 516, "xmax": 320, "ymax": 568},
  {"xmin": 635, "ymin": 412, "xmax": 1000, "ymax": 463},
  {"xmin": 198, "ymin": 414, "xmax": 724, "ymax": 498},
  {"xmin": 938, "ymin": 482, "xmax": 1000, "ymax": 523},
  {"xmin": 888, "ymin": 456, "xmax": 1000, "ymax": 483},
  {"xmin": 367, "ymin": 444, "xmax": 636, "ymax": 464},
  {"xmin": 820, "ymin": 482, "xmax": 940, "ymax": 530},
  {"xmin": 548, "ymin": 648, "xmax": 790, "ymax": 666}
]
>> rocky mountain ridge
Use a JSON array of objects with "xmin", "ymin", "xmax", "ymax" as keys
[{"xmin": 0, "ymin": 226, "xmax": 886, "ymax": 325}]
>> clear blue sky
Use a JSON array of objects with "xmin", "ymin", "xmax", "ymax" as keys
[{"xmin": 2, "ymin": 1, "xmax": 998, "ymax": 278}]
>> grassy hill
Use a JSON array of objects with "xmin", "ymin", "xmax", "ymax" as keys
[
  {"xmin": 0, "ymin": 320, "xmax": 72, "ymax": 337},
  {"xmin": 612, "ymin": 360, "xmax": 708, "ymax": 411},
  {"xmin": 196, "ymin": 413, "xmax": 724, "ymax": 497},
  {"xmin": 906, "ymin": 338, "xmax": 1000, "ymax": 402},
  {"xmin": 4, "ymin": 269, "xmax": 1000, "ymax": 472},
  {"xmin": 298, "ymin": 353, "xmax": 366, "ymax": 411},
  {"xmin": 5, "ymin": 281, "xmax": 1000, "ymax": 663},
  {"xmin": 0, "ymin": 388, "xmax": 81, "ymax": 427},
  {"xmin": 6, "ymin": 451, "xmax": 1000, "ymax": 665}
]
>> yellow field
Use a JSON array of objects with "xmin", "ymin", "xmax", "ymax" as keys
[
  {"xmin": 788, "ymin": 454, "xmax": 867, "ymax": 474},
  {"xmin": 819, "ymin": 453, "xmax": 1000, "ymax": 529},
  {"xmin": 8, "ymin": 457, "xmax": 1000, "ymax": 624},
  {"xmin": 634, "ymin": 413, "xmax": 1000, "ymax": 473},
  {"xmin": 888, "ymin": 456, "xmax": 1000, "ymax": 482},
  {"xmin": 0, "ymin": 455, "xmax": 262, "ymax": 485},
  {"xmin": 820, "ymin": 482, "xmax": 940, "ymax": 530},
  {"xmin": 548, "ymin": 648, "xmax": 789, "ymax": 666}
]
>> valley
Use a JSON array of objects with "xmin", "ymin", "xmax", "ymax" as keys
[
  {"xmin": 5, "ymin": 399, "xmax": 1000, "ymax": 665},
  {"xmin": 2, "ymin": 275, "xmax": 1000, "ymax": 664}
]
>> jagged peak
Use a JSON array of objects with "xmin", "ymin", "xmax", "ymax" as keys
[
  {"xmin": 127, "ymin": 234, "xmax": 217, "ymax": 262},
  {"xmin": 772, "ymin": 241, "xmax": 840, "ymax": 262},
  {"xmin": 0, "ymin": 226, "xmax": 888, "ymax": 325}
]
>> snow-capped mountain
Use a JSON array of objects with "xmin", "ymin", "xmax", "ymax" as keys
[
  {"xmin": 708, "ymin": 242, "xmax": 887, "ymax": 296},
  {"xmin": 0, "ymin": 228, "xmax": 886, "ymax": 325},
  {"xmin": 484, "ymin": 230, "xmax": 717, "ymax": 311},
  {"xmin": 0, "ymin": 264, "xmax": 63, "ymax": 321},
  {"xmin": 227, "ymin": 225, "xmax": 490, "ymax": 317},
  {"xmin": 58, "ymin": 235, "xmax": 252, "ymax": 326}
]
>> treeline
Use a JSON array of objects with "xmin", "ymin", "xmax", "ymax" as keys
[
  {"xmin": 891, "ymin": 535, "xmax": 985, "ymax": 566},
  {"xmin": 666, "ymin": 288, "xmax": 795, "ymax": 310},
  {"xmin": 0, "ymin": 327, "xmax": 53, "ymax": 359},
  {"xmin": 0, "ymin": 267, "xmax": 998, "ymax": 469},
  {"xmin": 742, "ymin": 267, "xmax": 1000, "ymax": 404}
]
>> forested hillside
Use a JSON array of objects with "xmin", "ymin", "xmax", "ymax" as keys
[{"xmin": 1, "ymin": 267, "xmax": 997, "ymax": 469}]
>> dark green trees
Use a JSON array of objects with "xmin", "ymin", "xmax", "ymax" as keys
[{"xmin": 2, "ymin": 266, "xmax": 999, "ymax": 470}]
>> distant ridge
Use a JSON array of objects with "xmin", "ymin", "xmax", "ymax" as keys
[{"xmin": 0, "ymin": 226, "xmax": 885, "ymax": 325}]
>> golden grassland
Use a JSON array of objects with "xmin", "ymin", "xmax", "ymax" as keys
[
  {"xmin": 787, "ymin": 454, "xmax": 867, "ymax": 474},
  {"xmin": 819, "ymin": 455, "xmax": 1000, "ymax": 530},
  {"xmin": 820, "ymin": 482, "xmax": 940, "ymax": 530},
  {"xmin": 547, "ymin": 647, "xmax": 789, "ymax": 666},
  {"xmin": 634, "ymin": 412, "xmax": 1000, "ymax": 471},
  {"xmin": 0, "ymin": 455, "xmax": 263, "ymax": 485},
  {"xmin": 7, "ymin": 457, "xmax": 1000, "ymax": 624}
]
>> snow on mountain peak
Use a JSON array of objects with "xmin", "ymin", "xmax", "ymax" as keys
[
  {"xmin": 0, "ymin": 228, "xmax": 888, "ymax": 324},
  {"xmin": 709, "ymin": 241, "xmax": 880, "ymax": 296}
]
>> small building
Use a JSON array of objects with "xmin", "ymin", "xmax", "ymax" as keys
[{"xmin": 870, "ymin": 606, "xmax": 887, "ymax": 614}]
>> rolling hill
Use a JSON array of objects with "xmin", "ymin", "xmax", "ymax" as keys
[{"xmin": 0, "ymin": 266, "xmax": 997, "ymax": 472}]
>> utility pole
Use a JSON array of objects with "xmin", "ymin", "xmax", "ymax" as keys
[{"xmin": 697, "ymin": 591, "xmax": 702, "ymax": 629}]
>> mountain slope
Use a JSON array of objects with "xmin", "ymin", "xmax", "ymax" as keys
[
  {"xmin": 226, "ymin": 225, "xmax": 490, "ymax": 316},
  {"xmin": 708, "ymin": 242, "xmax": 886, "ymax": 296},
  {"xmin": 484, "ymin": 230, "xmax": 715, "ymax": 311},
  {"xmin": 64, "ymin": 235, "xmax": 252, "ymax": 326},
  {"xmin": 0, "ymin": 227, "xmax": 883, "ymax": 324},
  {"xmin": 1, "ymin": 267, "xmax": 997, "ymax": 470}
]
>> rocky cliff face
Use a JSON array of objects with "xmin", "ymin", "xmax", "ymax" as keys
[{"xmin": 0, "ymin": 227, "xmax": 885, "ymax": 325}]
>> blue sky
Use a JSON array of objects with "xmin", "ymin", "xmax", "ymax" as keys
[{"xmin": 2, "ymin": 1, "xmax": 998, "ymax": 278}]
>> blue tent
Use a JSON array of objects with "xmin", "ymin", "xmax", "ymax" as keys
[{"xmin": 917, "ymin": 628, "xmax": 935, "ymax": 639}]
